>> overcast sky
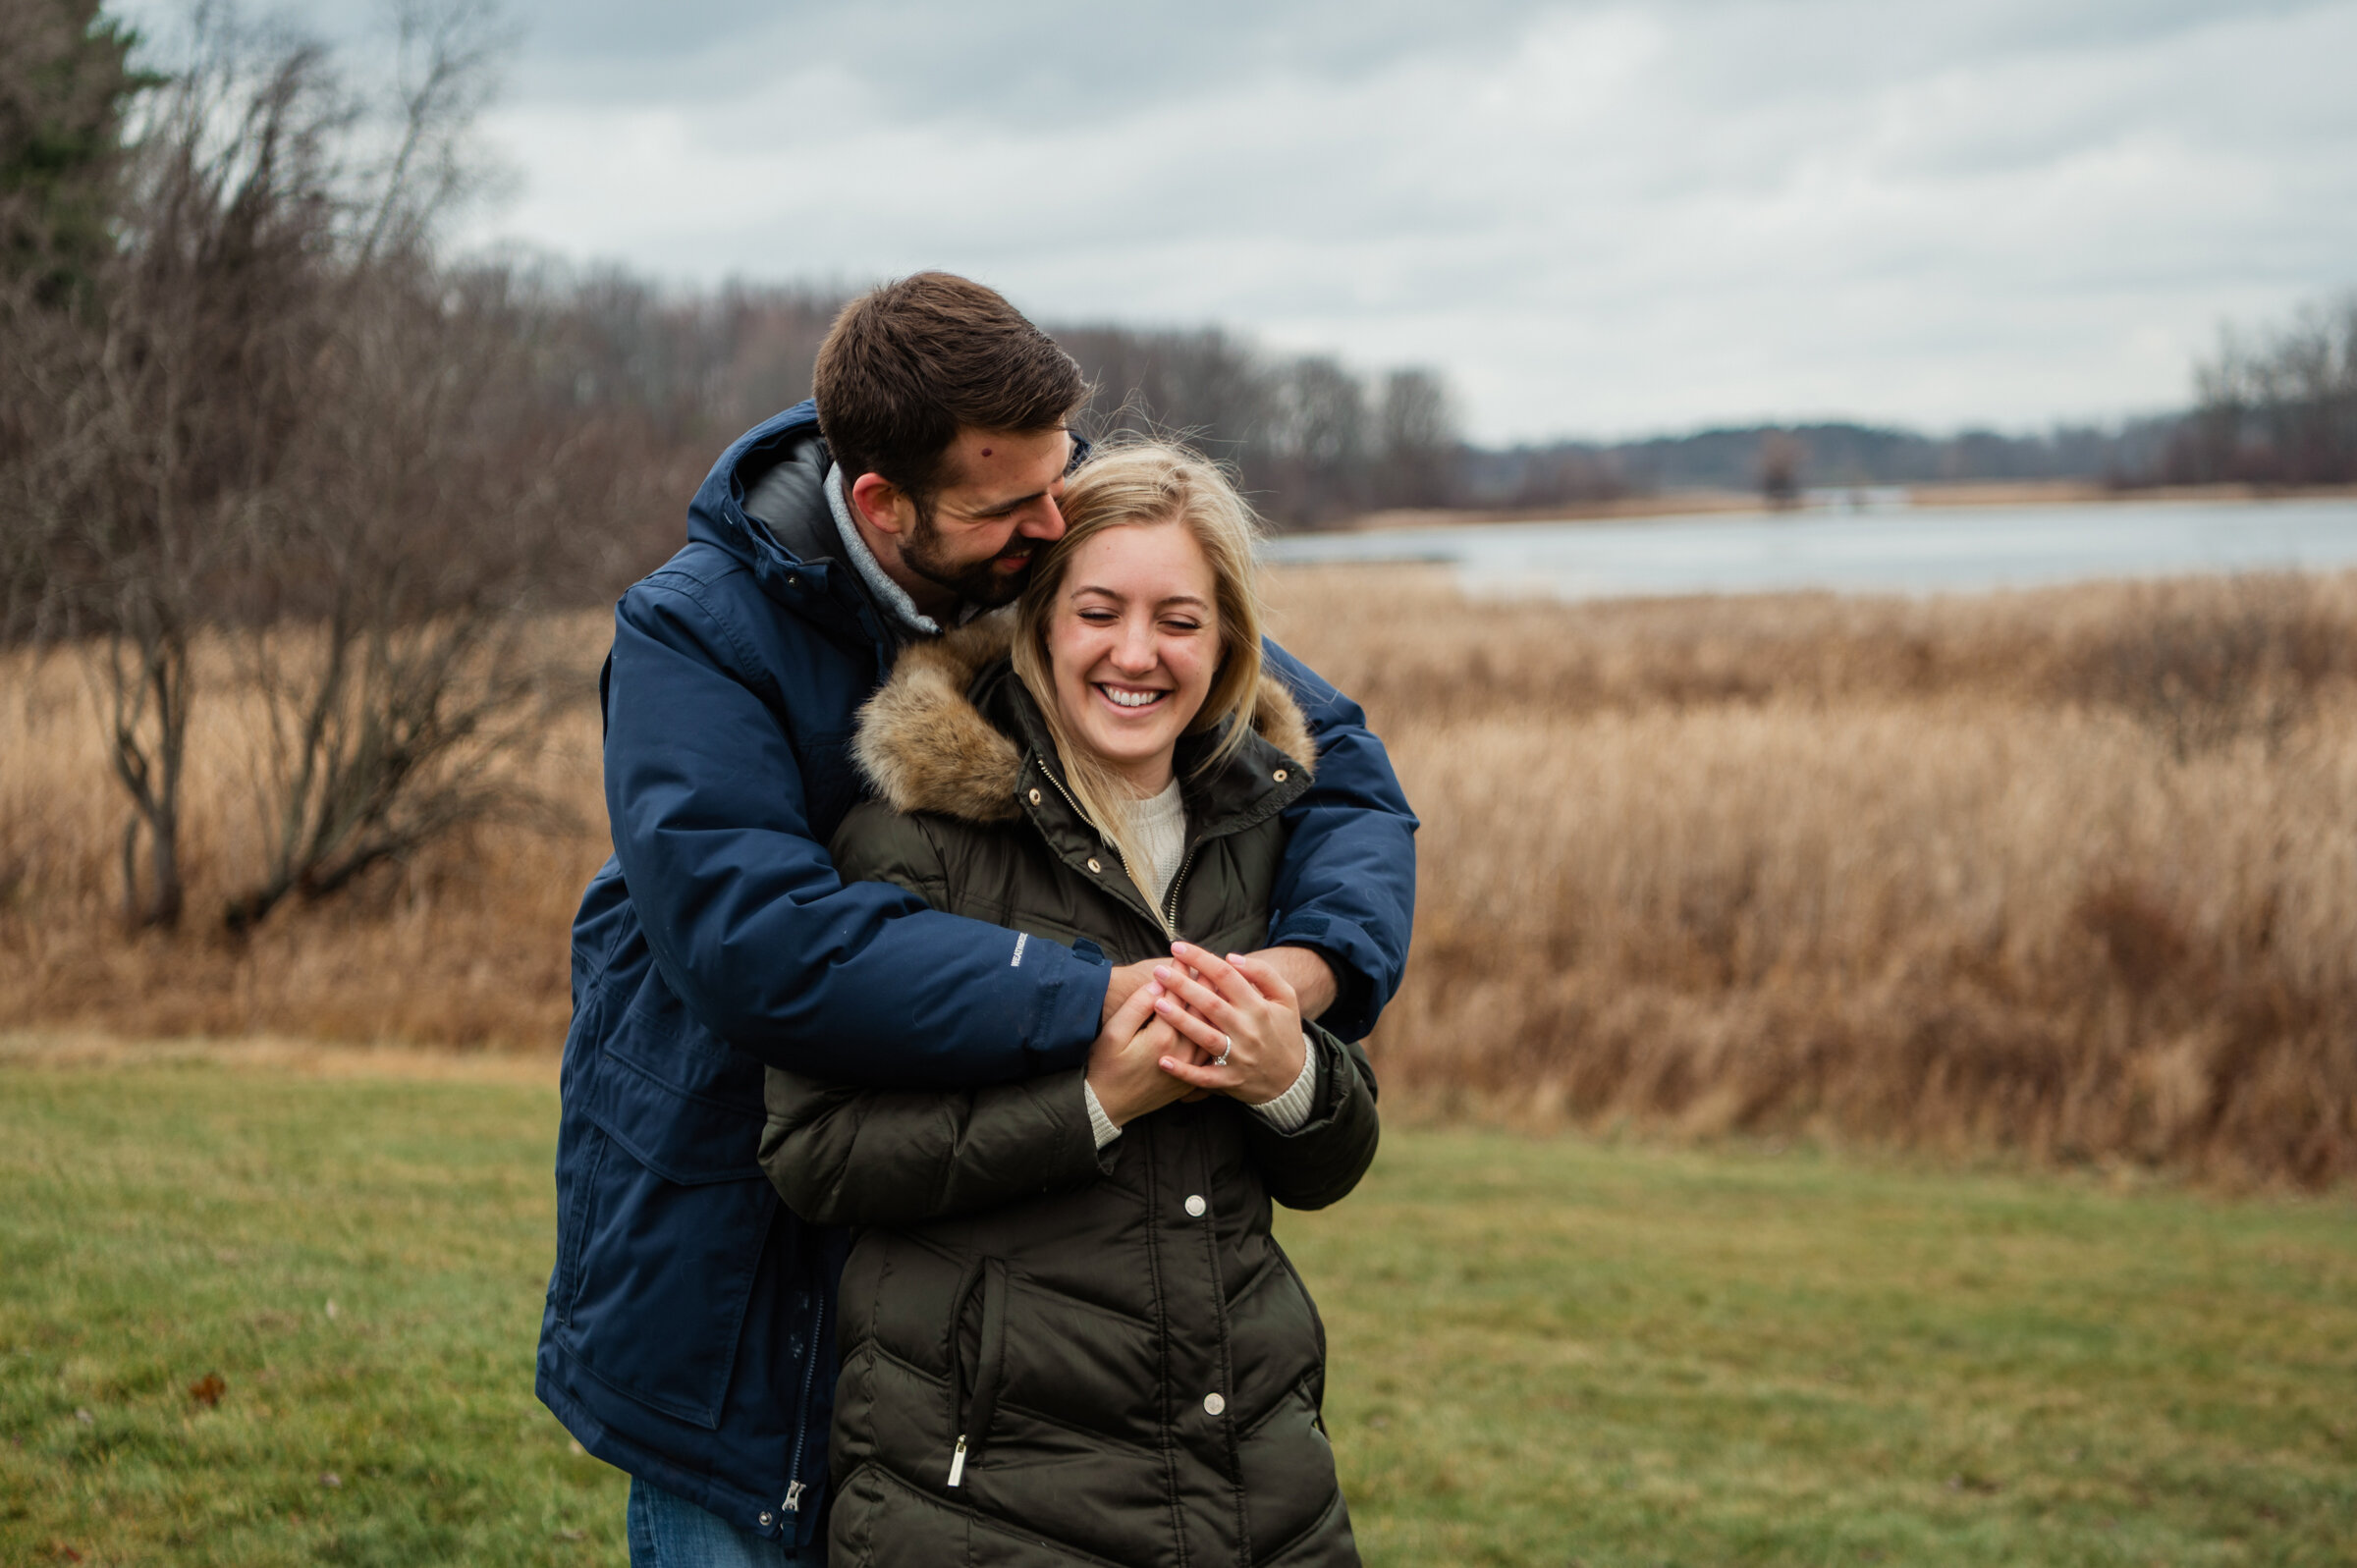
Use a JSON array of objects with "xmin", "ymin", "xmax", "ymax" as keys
[{"xmin": 123, "ymin": 0, "xmax": 2357, "ymax": 443}]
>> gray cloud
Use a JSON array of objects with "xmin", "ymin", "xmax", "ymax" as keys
[{"xmin": 109, "ymin": 0, "xmax": 2357, "ymax": 440}]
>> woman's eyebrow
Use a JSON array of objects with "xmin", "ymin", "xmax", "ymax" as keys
[{"xmin": 1070, "ymin": 585, "xmax": 1211, "ymax": 611}]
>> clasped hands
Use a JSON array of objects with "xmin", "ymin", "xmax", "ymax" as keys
[{"xmin": 1084, "ymin": 943, "xmax": 1318, "ymax": 1129}]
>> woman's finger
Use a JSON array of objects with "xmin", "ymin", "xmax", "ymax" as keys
[
  {"xmin": 1136, "ymin": 1015, "xmax": 1193, "ymax": 1060},
  {"xmin": 1157, "ymin": 1053, "xmax": 1240, "ymax": 1092},
  {"xmin": 1153, "ymin": 991, "xmax": 1231, "ymax": 1054},
  {"xmin": 1153, "ymin": 964, "xmax": 1241, "ymax": 1033},
  {"xmin": 1170, "ymin": 943, "xmax": 1257, "ymax": 1011}
]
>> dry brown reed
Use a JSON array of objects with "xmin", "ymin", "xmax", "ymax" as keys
[
  {"xmin": 0, "ymin": 616, "xmax": 611, "ymax": 1050},
  {"xmin": 1266, "ymin": 568, "xmax": 2357, "ymax": 1187},
  {"xmin": 4, "ymin": 570, "xmax": 2353, "ymax": 1184}
]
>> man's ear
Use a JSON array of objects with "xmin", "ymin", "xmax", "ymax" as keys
[{"xmin": 850, "ymin": 471, "xmax": 914, "ymax": 538}]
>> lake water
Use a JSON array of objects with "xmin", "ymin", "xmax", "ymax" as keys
[{"xmin": 1262, "ymin": 496, "xmax": 2357, "ymax": 600}]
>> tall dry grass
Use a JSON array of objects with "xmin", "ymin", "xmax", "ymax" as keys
[
  {"xmin": 4, "ymin": 571, "xmax": 2353, "ymax": 1184},
  {"xmin": 0, "ymin": 620, "xmax": 611, "ymax": 1047},
  {"xmin": 1266, "ymin": 568, "xmax": 2357, "ymax": 1187}
]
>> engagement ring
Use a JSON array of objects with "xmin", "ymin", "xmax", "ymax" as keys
[{"xmin": 1213, "ymin": 1035, "xmax": 1232, "ymax": 1068}]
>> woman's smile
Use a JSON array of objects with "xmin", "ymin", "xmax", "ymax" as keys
[
  {"xmin": 1096, "ymin": 681, "xmax": 1170, "ymax": 711},
  {"xmin": 1045, "ymin": 520, "xmax": 1221, "ymax": 794}
]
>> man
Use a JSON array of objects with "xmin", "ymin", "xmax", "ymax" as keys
[{"xmin": 537, "ymin": 273, "xmax": 1418, "ymax": 1566}]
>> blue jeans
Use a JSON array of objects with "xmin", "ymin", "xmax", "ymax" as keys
[{"xmin": 627, "ymin": 1476, "xmax": 824, "ymax": 1567}]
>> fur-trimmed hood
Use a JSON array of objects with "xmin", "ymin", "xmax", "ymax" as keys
[{"xmin": 851, "ymin": 613, "xmax": 1317, "ymax": 826}]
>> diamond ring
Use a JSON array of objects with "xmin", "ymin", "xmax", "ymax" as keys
[{"xmin": 1213, "ymin": 1035, "xmax": 1232, "ymax": 1068}]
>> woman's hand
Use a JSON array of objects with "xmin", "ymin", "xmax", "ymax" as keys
[
  {"xmin": 1085, "ymin": 975, "xmax": 1203, "ymax": 1128},
  {"xmin": 1149, "ymin": 943, "xmax": 1307, "ymax": 1106}
]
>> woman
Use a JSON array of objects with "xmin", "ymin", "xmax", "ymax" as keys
[{"xmin": 757, "ymin": 441, "xmax": 1380, "ymax": 1567}]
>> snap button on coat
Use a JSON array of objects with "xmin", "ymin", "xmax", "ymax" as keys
[
  {"xmin": 1184, "ymin": 1194, "xmax": 1207, "ymax": 1217},
  {"xmin": 1203, "ymin": 1392, "xmax": 1227, "ymax": 1416}
]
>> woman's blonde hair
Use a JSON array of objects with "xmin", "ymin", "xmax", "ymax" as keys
[{"xmin": 1010, "ymin": 440, "xmax": 1268, "ymax": 913}]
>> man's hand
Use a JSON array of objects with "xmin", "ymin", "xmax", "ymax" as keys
[
  {"xmin": 1246, "ymin": 946, "xmax": 1337, "ymax": 1022},
  {"xmin": 1101, "ymin": 957, "xmax": 1163, "ymax": 1029}
]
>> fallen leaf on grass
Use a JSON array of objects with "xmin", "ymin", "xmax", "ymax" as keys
[
  {"xmin": 320, "ymin": 1471, "xmax": 343, "ymax": 1488},
  {"xmin": 189, "ymin": 1374, "xmax": 226, "ymax": 1407},
  {"xmin": 555, "ymin": 1529, "xmax": 585, "ymax": 1541},
  {"xmin": 73, "ymin": 1409, "xmax": 92, "ymax": 1426},
  {"xmin": 44, "ymin": 1543, "xmax": 83, "ymax": 1562}
]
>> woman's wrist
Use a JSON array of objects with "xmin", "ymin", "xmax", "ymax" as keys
[
  {"xmin": 1081, "ymin": 1079, "xmax": 1123, "ymax": 1148},
  {"xmin": 1244, "ymin": 1033, "xmax": 1318, "ymax": 1127}
]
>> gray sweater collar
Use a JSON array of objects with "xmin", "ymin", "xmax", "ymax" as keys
[{"xmin": 825, "ymin": 464, "xmax": 946, "ymax": 640}]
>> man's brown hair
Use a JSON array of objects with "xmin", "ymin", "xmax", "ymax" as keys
[{"xmin": 813, "ymin": 272, "xmax": 1084, "ymax": 503}]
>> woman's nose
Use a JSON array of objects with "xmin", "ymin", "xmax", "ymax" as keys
[{"xmin": 1111, "ymin": 621, "xmax": 1159, "ymax": 672}]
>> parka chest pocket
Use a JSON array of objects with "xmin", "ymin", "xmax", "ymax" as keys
[{"xmin": 559, "ymin": 1031, "xmax": 775, "ymax": 1430}]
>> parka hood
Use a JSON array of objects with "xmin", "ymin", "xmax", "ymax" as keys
[
  {"xmin": 685, "ymin": 401, "xmax": 830, "ymax": 565},
  {"xmin": 851, "ymin": 613, "xmax": 1317, "ymax": 827}
]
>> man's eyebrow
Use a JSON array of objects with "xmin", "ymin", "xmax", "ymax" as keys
[
  {"xmin": 969, "ymin": 488, "xmax": 1048, "ymax": 516},
  {"xmin": 962, "ymin": 429, "xmax": 1072, "ymax": 514}
]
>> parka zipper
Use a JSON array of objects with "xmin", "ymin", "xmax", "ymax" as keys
[
  {"xmin": 781, "ymin": 1288, "xmax": 826, "ymax": 1514},
  {"xmin": 1032, "ymin": 758, "xmax": 1190, "ymax": 942},
  {"xmin": 1160, "ymin": 841, "xmax": 1201, "ymax": 939}
]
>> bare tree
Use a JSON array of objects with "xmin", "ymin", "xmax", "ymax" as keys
[
  {"xmin": 1757, "ymin": 431, "xmax": 1805, "ymax": 510},
  {"xmin": 2172, "ymin": 295, "xmax": 2357, "ymax": 485},
  {"xmin": 4, "ymin": 0, "xmax": 591, "ymax": 934},
  {"xmin": 216, "ymin": 0, "xmax": 580, "ymax": 932},
  {"xmin": 223, "ymin": 259, "xmax": 576, "ymax": 930},
  {"xmin": 1375, "ymin": 367, "xmax": 1458, "ymax": 509},
  {"xmin": 3, "ymin": 14, "xmax": 344, "ymax": 927}
]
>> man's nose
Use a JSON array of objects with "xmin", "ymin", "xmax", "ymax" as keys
[{"xmin": 1016, "ymin": 494, "xmax": 1066, "ymax": 541}]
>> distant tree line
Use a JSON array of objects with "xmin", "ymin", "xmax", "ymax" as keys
[
  {"xmin": 541, "ymin": 285, "xmax": 1464, "ymax": 528},
  {"xmin": 1461, "ymin": 416, "xmax": 2187, "ymax": 506}
]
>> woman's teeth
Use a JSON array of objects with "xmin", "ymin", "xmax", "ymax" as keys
[{"xmin": 1101, "ymin": 685, "xmax": 1166, "ymax": 709}]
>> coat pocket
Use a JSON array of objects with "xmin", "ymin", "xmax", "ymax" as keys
[
  {"xmin": 556, "ymin": 1041, "xmax": 777, "ymax": 1429},
  {"xmin": 943, "ymin": 1257, "xmax": 1011, "ymax": 1489}
]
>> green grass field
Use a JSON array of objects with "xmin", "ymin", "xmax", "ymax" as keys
[{"xmin": 2, "ymin": 1056, "xmax": 2352, "ymax": 1566}]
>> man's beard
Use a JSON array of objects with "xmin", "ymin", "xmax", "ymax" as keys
[{"xmin": 900, "ymin": 505, "xmax": 1036, "ymax": 609}]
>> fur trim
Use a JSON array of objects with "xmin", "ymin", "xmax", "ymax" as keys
[
  {"xmin": 1249, "ymin": 670, "xmax": 1317, "ymax": 782},
  {"xmin": 851, "ymin": 617, "xmax": 1027, "ymax": 824},
  {"xmin": 851, "ymin": 612, "xmax": 1319, "ymax": 823}
]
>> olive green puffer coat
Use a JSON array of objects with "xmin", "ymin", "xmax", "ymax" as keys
[{"xmin": 757, "ymin": 614, "xmax": 1381, "ymax": 1567}]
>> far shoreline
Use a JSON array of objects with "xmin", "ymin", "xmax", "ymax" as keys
[{"xmin": 1332, "ymin": 479, "xmax": 2357, "ymax": 532}]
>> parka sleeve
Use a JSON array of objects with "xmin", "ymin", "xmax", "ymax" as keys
[
  {"xmin": 755, "ymin": 804, "xmax": 1108, "ymax": 1226},
  {"xmin": 1241, "ymin": 1022, "xmax": 1381, "ymax": 1211},
  {"xmin": 1261, "ymin": 639, "xmax": 1419, "ymax": 1042},
  {"xmin": 603, "ymin": 578, "xmax": 1107, "ymax": 1086},
  {"xmin": 758, "ymin": 1065, "xmax": 1106, "ymax": 1226}
]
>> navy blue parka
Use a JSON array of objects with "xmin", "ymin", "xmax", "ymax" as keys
[{"xmin": 536, "ymin": 402, "xmax": 1418, "ymax": 1549}]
